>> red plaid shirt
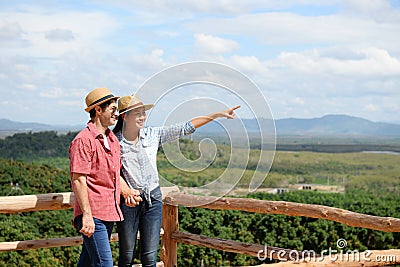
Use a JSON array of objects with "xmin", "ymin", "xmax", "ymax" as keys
[{"xmin": 69, "ymin": 121, "xmax": 123, "ymax": 222}]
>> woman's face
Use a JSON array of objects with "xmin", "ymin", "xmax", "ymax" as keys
[{"xmin": 124, "ymin": 107, "xmax": 147, "ymax": 129}]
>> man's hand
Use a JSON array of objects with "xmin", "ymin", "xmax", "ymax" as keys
[
  {"xmin": 124, "ymin": 189, "xmax": 142, "ymax": 207},
  {"xmin": 80, "ymin": 214, "xmax": 95, "ymax": 238},
  {"xmin": 71, "ymin": 173, "xmax": 94, "ymax": 238}
]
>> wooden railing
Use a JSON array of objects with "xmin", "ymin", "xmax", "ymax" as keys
[{"xmin": 1, "ymin": 187, "xmax": 400, "ymax": 267}]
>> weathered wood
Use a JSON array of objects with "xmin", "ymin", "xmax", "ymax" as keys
[
  {"xmin": 0, "ymin": 233, "xmax": 118, "ymax": 252},
  {"xmin": 132, "ymin": 263, "xmax": 164, "ymax": 267},
  {"xmin": 164, "ymin": 193, "xmax": 400, "ymax": 232},
  {"xmin": 0, "ymin": 186, "xmax": 180, "ymax": 214},
  {"xmin": 0, "ymin": 192, "xmax": 73, "ymax": 214},
  {"xmin": 1, "ymin": 187, "xmax": 399, "ymax": 267},
  {"xmin": 161, "ymin": 204, "xmax": 178, "ymax": 267},
  {"xmin": 249, "ymin": 249, "xmax": 400, "ymax": 267},
  {"xmin": 172, "ymin": 231, "xmax": 300, "ymax": 261},
  {"xmin": 0, "ymin": 229, "xmax": 165, "ymax": 252}
]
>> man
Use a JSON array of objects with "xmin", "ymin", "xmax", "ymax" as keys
[{"xmin": 69, "ymin": 87, "xmax": 141, "ymax": 267}]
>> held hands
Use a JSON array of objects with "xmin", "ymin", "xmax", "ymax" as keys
[{"xmin": 124, "ymin": 189, "xmax": 142, "ymax": 207}]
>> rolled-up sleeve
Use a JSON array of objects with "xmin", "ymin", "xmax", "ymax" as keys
[
  {"xmin": 158, "ymin": 121, "xmax": 196, "ymax": 144},
  {"xmin": 69, "ymin": 138, "xmax": 92, "ymax": 175}
]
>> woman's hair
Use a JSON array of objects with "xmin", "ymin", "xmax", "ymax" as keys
[{"xmin": 113, "ymin": 116, "xmax": 124, "ymax": 134}]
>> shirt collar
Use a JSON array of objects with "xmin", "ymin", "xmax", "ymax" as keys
[
  {"xmin": 138, "ymin": 128, "xmax": 150, "ymax": 146},
  {"xmin": 138, "ymin": 128, "xmax": 146, "ymax": 139},
  {"xmin": 87, "ymin": 121, "xmax": 111, "ymax": 139}
]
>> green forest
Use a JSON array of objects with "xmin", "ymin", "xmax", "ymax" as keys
[{"xmin": 0, "ymin": 131, "xmax": 399, "ymax": 266}]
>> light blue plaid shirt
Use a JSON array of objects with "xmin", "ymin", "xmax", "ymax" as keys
[{"xmin": 115, "ymin": 121, "xmax": 195, "ymax": 206}]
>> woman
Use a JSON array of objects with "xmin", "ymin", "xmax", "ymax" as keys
[{"xmin": 113, "ymin": 94, "xmax": 239, "ymax": 267}]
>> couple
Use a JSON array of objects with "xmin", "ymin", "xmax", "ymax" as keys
[{"xmin": 69, "ymin": 87, "xmax": 240, "ymax": 267}]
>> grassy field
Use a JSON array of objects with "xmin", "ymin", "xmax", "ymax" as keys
[
  {"xmin": 23, "ymin": 138, "xmax": 400, "ymax": 196},
  {"xmin": 156, "ymin": 140, "xmax": 400, "ymax": 196}
]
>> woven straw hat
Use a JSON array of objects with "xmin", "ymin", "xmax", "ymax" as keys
[
  {"xmin": 118, "ymin": 95, "xmax": 154, "ymax": 115},
  {"xmin": 85, "ymin": 88, "xmax": 119, "ymax": 112}
]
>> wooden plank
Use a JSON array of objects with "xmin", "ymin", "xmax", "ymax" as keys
[
  {"xmin": 160, "ymin": 204, "xmax": 178, "ymax": 267},
  {"xmin": 0, "ymin": 192, "xmax": 73, "ymax": 214},
  {"xmin": 164, "ymin": 193, "xmax": 400, "ymax": 232},
  {"xmin": 0, "ymin": 233, "xmax": 117, "ymax": 252},
  {"xmin": 131, "ymin": 262, "xmax": 164, "ymax": 267},
  {"xmin": 0, "ymin": 186, "xmax": 179, "ymax": 214},
  {"xmin": 0, "ymin": 229, "xmax": 165, "ymax": 252},
  {"xmin": 172, "ymin": 231, "xmax": 299, "ymax": 260}
]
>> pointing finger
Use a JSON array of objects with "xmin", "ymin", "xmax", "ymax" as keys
[{"xmin": 231, "ymin": 105, "xmax": 241, "ymax": 111}]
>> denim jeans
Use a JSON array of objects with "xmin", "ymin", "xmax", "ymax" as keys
[
  {"xmin": 74, "ymin": 216, "xmax": 115, "ymax": 267},
  {"xmin": 117, "ymin": 186, "xmax": 162, "ymax": 267}
]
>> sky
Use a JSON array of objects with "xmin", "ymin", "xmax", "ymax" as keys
[{"xmin": 1, "ymin": 0, "xmax": 400, "ymax": 126}]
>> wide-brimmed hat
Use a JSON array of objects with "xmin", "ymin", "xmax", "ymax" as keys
[
  {"xmin": 118, "ymin": 95, "xmax": 154, "ymax": 115},
  {"xmin": 85, "ymin": 87, "xmax": 119, "ymax": 112}
]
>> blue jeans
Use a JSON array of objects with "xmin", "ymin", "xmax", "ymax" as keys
[
  {"xmin": 75, "ymin": 216, "xmax": 114, "ymax": 267},
  {"xmin": 117, "ymin": 187, "xmax": 162, "ymax": 267}
]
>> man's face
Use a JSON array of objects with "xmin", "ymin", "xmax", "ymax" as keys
[{"xmin": 98, "ymin": 101, "xmax": 119, "ymax": 127}]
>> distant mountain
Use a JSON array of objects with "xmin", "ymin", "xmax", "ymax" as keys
[
  {"xmin": 275, "ymin": 114, "xmax": 400, "ymax": 136},
  {"xmin": 1, "ymin": 114, "xmax": 400, "ymax": 137},
  {"xmin": 196, "ymin": 114, "xmax": 400, "ymax": 136},
  {"xmin": 0, "ymin": 119, "xmax": 82, "ymax": 135},
  {"xmin": 0, "ymin": 119, "xmax": 54, "ymax": 131}
]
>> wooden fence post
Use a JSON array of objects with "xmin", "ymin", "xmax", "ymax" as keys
[{"xmin": 161, "ymin": 203, "xmax": 178, "ymax": 267}]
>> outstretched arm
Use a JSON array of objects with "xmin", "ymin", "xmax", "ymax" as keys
[{"xmin": 190, "ymin": 105, "xmax": 240, "ymax": 129}]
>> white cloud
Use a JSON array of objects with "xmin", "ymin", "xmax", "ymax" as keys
[
  {"xmin": 151, "ymin": 49, "xmax": 164, "ymax": 57},
  {"xmin": 187, "ymin": 6, "xmax": 400, "ymax": 55},
  {"xmin": 45, "ymin": 29, "xmax": 75, "ymax": 42},
  {"xmin": 155, "ymin": 30, "xmax": 180, "ymax": 37},
  {"xmin": 98, "ymin": 0, "xmax": 256, "ymax": 17},
  {"xmin": 194, "ymin": 33, "xmax": 239, "ymax": 54},
  {"xmin": 39, "ymin": 88, "xmax": 65, "ymax": 98},
  {"xmin": 228, "ymin": 55, "xmax": 268, "ymax": 75},
  {"xmin": 0, "ymin": 1, "xmax": 399, "ymax": 125},
  {"xmin": 59, "ymin": 100, "xmax": 82, "ymax": 107},
  {"xmin": 21, "ymin": 84, "xmax": 37, "ymax": 91},
  {"xmin": 0, "ymin": 7, "xmax": 118, "ymax": 57},
  {"xmin": 275, "ymin": 47, "xmax": 400, "ymax": 76},
  {"xmin": 128, "ymin": 49, "xmax": 167, "ymax": 74},
  {"xmin": 363, "ymin": 103, "xmax": 379, "ymax": 112},
  {"xmin": 0, "ymin": 19, "xmax": 29, "ymax": 48},
  {"xmin": 293, "ymin": 97, "xmax": 305, "ymax": 105},
  {"xmin": 341, "ymin": 0, "xmax": 397, "ymax": 20}
]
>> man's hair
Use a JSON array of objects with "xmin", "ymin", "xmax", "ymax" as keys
[{"xmin": 89, "ymin": 99, "xmax": 115, "ymax": 118}]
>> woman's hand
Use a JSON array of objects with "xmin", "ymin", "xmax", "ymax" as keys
[
  {"xmin": 191, "ymin": 105, "xmax": 241, "ymax": 128},
  {"xmin": 124, "ymin": 189, "xmax": 142, "ymax": 207},
  {"xmin": 220, "ymin": 105, "xmax": 240, "ymax": 119}
]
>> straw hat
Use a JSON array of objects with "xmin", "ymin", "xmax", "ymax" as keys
[
  {"xmin": 118, "ymin": 95, "xmax": 154, "ymax": 115},
  {"xmin": 85, "ymin": 87, "xmax": 119, "ymax": 112}
]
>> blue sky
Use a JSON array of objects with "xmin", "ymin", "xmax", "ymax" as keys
[{"xmin": 1, "ymin": 0, "xmax": 400, "ymax": 125}]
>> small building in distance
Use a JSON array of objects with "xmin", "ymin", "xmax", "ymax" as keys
[{"xmin": 288, "ymin": 183, "xmax": 345, "ymax": 193}]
